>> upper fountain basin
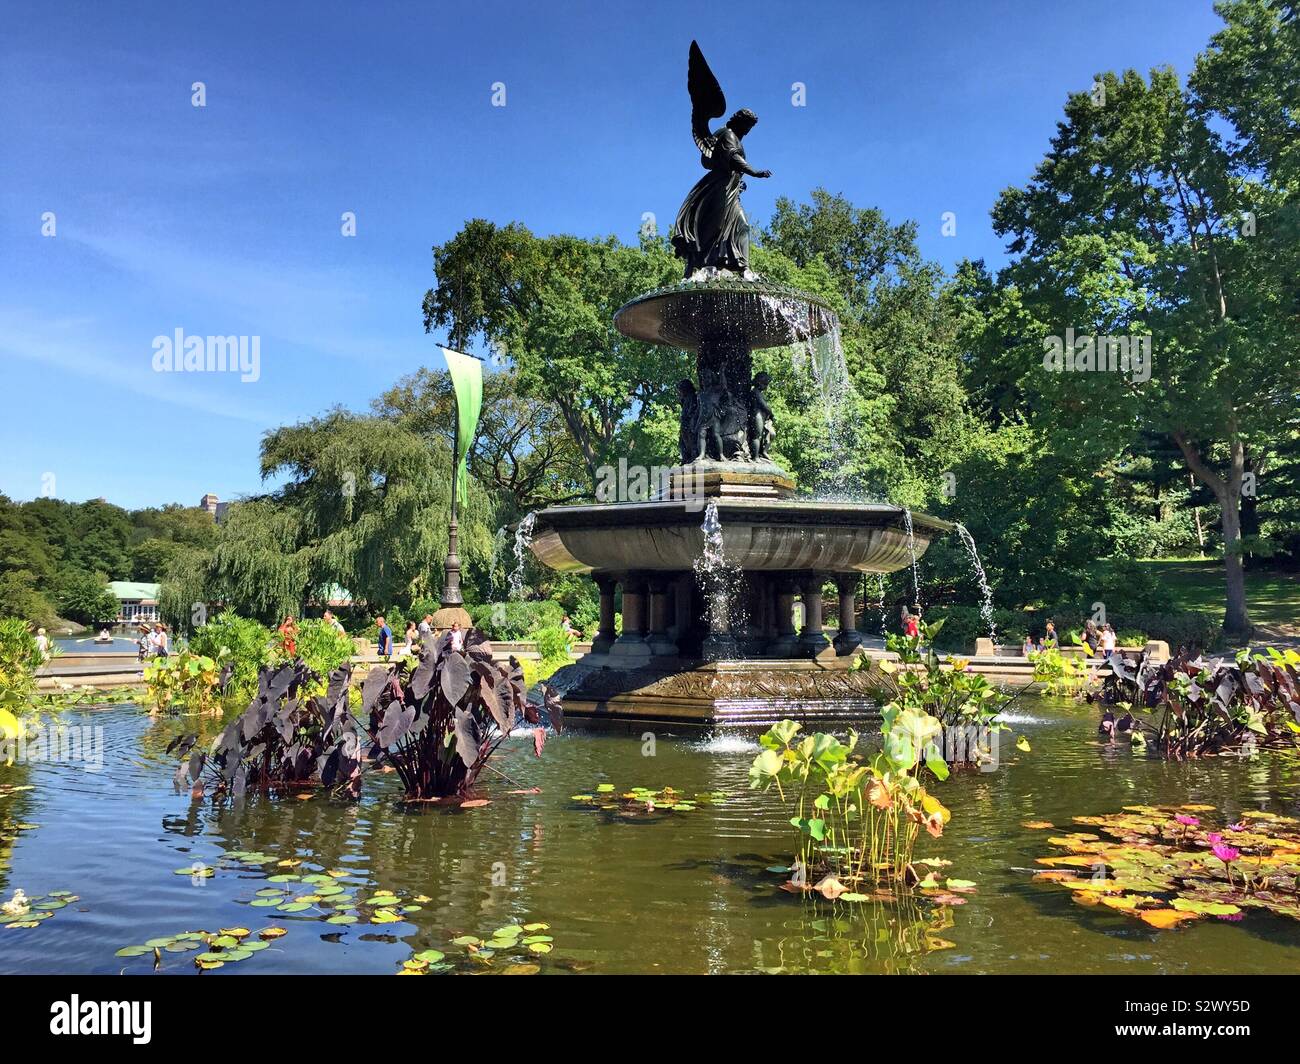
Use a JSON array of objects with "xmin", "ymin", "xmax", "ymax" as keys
[
  {"xmin": 529, "ymin": 498, "xmax": 952, "ymax": 575},
  {"xmin": 613, "ymin": 274, "xmax": 839, "ymax": 351}
]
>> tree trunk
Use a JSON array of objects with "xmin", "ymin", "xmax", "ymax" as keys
[
  {"xmin": 1220, "ymin": 501, "xmax": 1251, "ymax": 637},
  {"xmin": 1172, "ymin": 431, "xmax": 1252, "ymax": 638}
]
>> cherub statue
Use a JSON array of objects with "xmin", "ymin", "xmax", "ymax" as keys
[
  {"xmin": 696, "ymin": 374, "xmax": 730, "ymax": 461},
  {"xmin": 748, "ymin": 371, "xmax": 775, "ymax": 460},
  {"xmin": 670, "ymin": 41, "xmax": 772, "ymax": 277}
]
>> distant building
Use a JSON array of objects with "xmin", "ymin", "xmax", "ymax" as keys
[
  {"xmin": 199, "ymin": 492, "xmax": 230, "ymax": 524},
  {"xmin": 109, "ymin": 581, "xmax": 161, "ymax": 624}
]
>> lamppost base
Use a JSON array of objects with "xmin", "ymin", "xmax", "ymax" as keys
[{"xmin": 432, "ymin": 605, "xmax": 473, "ymax": 631}]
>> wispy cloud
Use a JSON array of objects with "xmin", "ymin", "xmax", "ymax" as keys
[{"xmin": 0, "ymin": 307, "xmax": 284, "ymax": 426}]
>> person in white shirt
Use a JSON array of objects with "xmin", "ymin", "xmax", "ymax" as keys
[
  {"xmin": 34, "ymin": 627, "xmax": 50, "ymax": 661},
  {"xmin": 1100, "ymin": 624, "xmax": 1117, "ymax": 664},
  {"xmin": 449, "ymin": 621, "xmax": 465, "ymax": 653}
]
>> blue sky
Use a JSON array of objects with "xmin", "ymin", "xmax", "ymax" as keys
[{"xmin": 0, "ymin": 0, "xmax": 1226, "ymax": 510}]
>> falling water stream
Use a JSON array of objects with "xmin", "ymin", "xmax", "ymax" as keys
[
  {"xmin": 693, "ymin": 500, "xmax": 745, "ymax": 656},
  {"xmin": 901, "ymin": 508, "xmax": 921, "ymax": 611},
  {"xmin": 488, "ymin": 525, "xmax": 510, "ymax": 599},
  {"xmin": 509, "ymin": 512, "xmax": 537, "ymax": 600},
  {"xmin": 955, "ymin": 522, "xmax": 997, "ymax": 643}
]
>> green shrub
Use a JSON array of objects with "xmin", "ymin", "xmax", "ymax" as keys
[
  {"xmin": 923, "ymin": 606, "xmax": 981, "ymax": 652},
  {"xmin": 0, "ymin": 618, "xmax": 41, "ymax": 712},
  {"xmin": 469, "ymin": 600, "xmax": 564, "ymax": 640},
  {"xmin": 294, "ymin": 619, "xmax": 355, "ymax": 680},
  {"xmin": 921, "ymin": 604, "xmax": 1208, "ymax": 653},
  {"xmin": 187, "ymin": 611, "xmax": 272, "ymax": 698},
  {"xmin": 533, "ymin": 624, "xmax": 572, "ymax": 665}
]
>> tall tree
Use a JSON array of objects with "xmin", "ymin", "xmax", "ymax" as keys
[
  {"xmin": 375, "ymin": 366, "xmax": 587, "ymax": 515},
  {"xmin": 423, "ymin": 223, "xmax": 684, "ymax": 480},
  {"xmin": 987, "ymin": 6, "xmax": 1299, "ymax": 635}
]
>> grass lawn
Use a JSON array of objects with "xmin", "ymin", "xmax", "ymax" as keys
[{"xmin": 1138, "ymin": 558, "xmax": 1300, "ymax": 630}]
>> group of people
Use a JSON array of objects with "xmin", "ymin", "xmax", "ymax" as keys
[
  {"xmin": 136, "ymin": 622, "xmax": 170, "ymax": 660},
  {"xmin": 375, "ymin": 613, "xmax": 466, "ymax": 657},
  {"xmin": 1082, "ymin": 619, "xmax": 1119, "ymax": 661},
  {"xmin": 1021, "ymin": 618, "xmax": 1119, "ymax": 662}
]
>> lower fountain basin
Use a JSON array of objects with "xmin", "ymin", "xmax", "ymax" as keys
[{"xmin": 530, "ymin": 498, "xmax": 951, "ymax": 575}]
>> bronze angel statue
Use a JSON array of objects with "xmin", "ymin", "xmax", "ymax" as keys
[{"xmin": 670, "ymin": 41, "xmax": 771, "ymax": 277}]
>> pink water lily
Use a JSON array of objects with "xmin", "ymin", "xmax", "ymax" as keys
[
  {"xmin": 1212, "ymin": 843, "xmax": 1240, "ymax": 864},
  {"xmin": 1175, "ymin": 814, "xmax": 1200, "ymax": 827},
  {"xmin": 1228, "ymin": 823, "xmax": 1246, "ymax": 832},
  {"xmin": 1207, "ymin": 832, "xmax": 1223, "ymax": 845}
]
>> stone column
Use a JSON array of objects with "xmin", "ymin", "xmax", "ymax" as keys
[
  {"xmin": 646, "ymin": 576, "xmax": 677, "ymax": 656},
  {"xmin": 833, "ymin": 573, "xmax": 862, "ymax": 655},
  {"xmin": 611, "ymin": 573, "xmax": 652, "ymax": 663},
  {"xmin": 799, "ymin": 574, "xmax": 833, "ymax": 659},
  {"xmin": 591, "ymin": 574, "xmax": 617, "ymax": 655},
  {"xmin": 767, "ymin": 577, "xmax": 801, "ymax": 658}
]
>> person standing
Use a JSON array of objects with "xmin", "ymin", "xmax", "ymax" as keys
[
  {"xmin": 375, "ymin": 615, "xmax": 393, "ymax": 657},
  {"xmin": 1044, "ymin": 619, "xmax": 1058, "ymax": 648},
  {"xmin": 417, "ymin": 614, "xmax": 433, "ymax": 644},
  {"xmin": 403, "ymin": 621, "xmax": 418, "ymax": 654},
  {"xmin": 1083, "ymin": 618, "xmax": 1100, "ymax": 656},
  {"xmin": 1100, "ymin": 623, "xmax": 1117, "ymax": 664},
  {"xmin": 449, "ymin": 621, "xmax": 465, "ymax": 653},
  {"xmin": 153, "ymin": 623, "xmax": 170, "ymax": 657},
  {"xmin": 277, "ymin": 616, "xmax": 298, "ymax": 658},
  {"xmin": 34, "ymin": 627, "xmax": 50, "ymax": 662},
  {"xmin": 903, "ymin": 611, "xmax": 920, "ymax": 640},
  {"xmin": 323, "ymin": 610, "xmax": 346, "ymax": 634}
]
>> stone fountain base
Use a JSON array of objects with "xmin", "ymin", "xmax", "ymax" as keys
[{"xmin": 545, "ymin": 654, "xmax": 889, "ymax": 729}]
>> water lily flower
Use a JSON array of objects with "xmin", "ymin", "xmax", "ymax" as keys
[
  {"xmin": 1228, "ymin": 823, "xmax": 1246, "ymax": 832},
  {"xmin": 1175, "ymin": 814, "xmax": 1200, "ymax": 827},
  {"xmin": 1, "ymin": 889, "xmax": 28, "ymax": 916},
  {"xmin": 1207, "ymin": 833, "xmax": 1223, "ymax": 845},
  {"xmin": 1212, "ymin": 843, "xmax": 1240, "ymax": 864}
]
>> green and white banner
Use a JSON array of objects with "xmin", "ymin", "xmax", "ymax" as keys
[{"xmin": 441, "ymin": 347, "xmax": 483, "ymax": 503}]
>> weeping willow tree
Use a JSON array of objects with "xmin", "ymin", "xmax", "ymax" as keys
[{"xmin": 162, "ymin": 410, "xmax": 495, "ymax": 629}]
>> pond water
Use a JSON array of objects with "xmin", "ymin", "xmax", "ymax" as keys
[
  {"xmin": 2, "ymin": 696, "xmax": 1299, "ymax": 975},
  {"xmin": 52, "ymin": 636, "xmax": 140, "ymax": 654}
]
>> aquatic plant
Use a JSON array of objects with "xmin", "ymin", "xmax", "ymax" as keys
[
  {"xmin": 115, "ymin": 925, "xmax": 286, "ymax": 970},
  {"xmin": 855, "ymin": 619, "xmax": 1011, "ymax": 762},
  {"xmin": 143, "ymin": 649, "xmax": 222, "ymax": 714},
  {"xmin": 1029, "ymin": 644, "xmax": 1091, "ymax": 698},
  {"xmin": 570, "ymin": 784, "xmax": 726, "ymax": 819},
  {"xmin": 750, "ymin": 712, "xmax": 951, "ymax": 893},
  {"xmin": 241, "ymin": 867, "xmax": 429, "ymax": 927},
  {"xmin": 1, "ymin": 889, "xmax": 79, "ymax": 930},
  {"xmin": 186, "ymin": 611, "xmax": 273, "ymax": 698},
  {"xmin": 1089, "ymin": 647, "xmax": 1300, "ymax": 758},
  {"xmin": 1033, "ymin": 804, "xmax": 1300, "ymax": 927},
  {"xmin": 430, "ymin": 920, "xmax": 555, "ymax": 974},
  {"xmin": 362, "ymin": 630, "xmax": 562, "ymax": 800},
  {"xmin": 169, "ymin": 660, "xmax": 365, "ymax": 799}
]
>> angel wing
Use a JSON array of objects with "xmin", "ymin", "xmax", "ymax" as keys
[{"xmin": 688, "ymin": 40, "xmax": 727, "ymax": 159}]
